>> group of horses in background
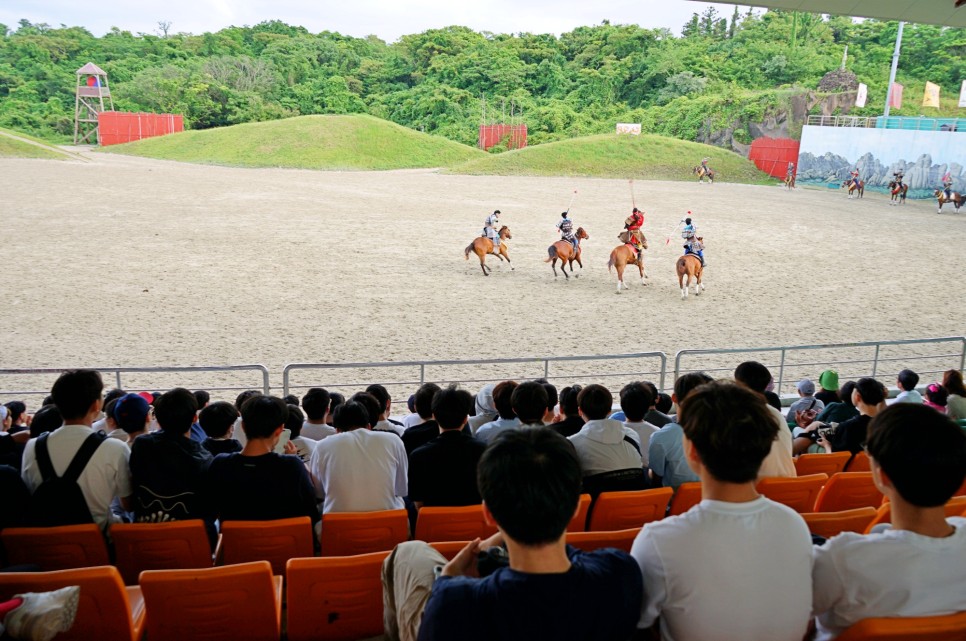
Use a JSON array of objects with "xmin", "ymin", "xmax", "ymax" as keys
[{"xmin": 841, "ymin": 178, "xmax": 964, "ymax": 213}]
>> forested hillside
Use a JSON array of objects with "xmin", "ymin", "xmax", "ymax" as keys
[{"xmin": 1, "ymin": 7, "xmax": 963, "ymax": 145}]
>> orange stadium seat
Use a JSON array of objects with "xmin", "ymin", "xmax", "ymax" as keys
[
  {"xmin": 845, "ymin": 451, "xmax": 871, "ymax": 472},
  {"xmin": 668, "ymin": 482, "xmax": 703, "ymax": 516},
  {"xmin": 865, "ymin": 496, "xmax": 966, "ymax": 534},
  {"xmin": 1, "ymin": 524, "xmax": 109, "ymax": 571},
  {"xmin": 286, "ymin": 552, "xmax": 388, "ymax": 641},
  {"xmin": 0, "ymin": 566, "xmax": 144, "ymax": 641},
  {"xmin": 319, "ymin": 509, "xmax": 409, "ymax": 557},
  {"xmin": 756, "ymin": 474, "xmax": 829, "ymax": 513},
  {"xmin": 587, "ymin": 488, "xmax": 673, "ymax": 531},
  {"xmin": 414, "ymin": 505, "xmax": 497, "ymax": 542},
  {"xmin": 566, "ymin": 494, "xmax": 592, "ymax": 532},
  {"xmin": 429, "ymin": 540, "xmax": 472, "ymax": 561},
  {"xmin": 218, "ymin": 517, "xmax": 314, "ymax": 576},
  {"xmin": 813, "ymin": 472, "xmax": 882, "ymax": 513},
  {"xmin": 140, "ymin": 561, "xmax": 282, "ymax": 641},
  {"xmin": 795, "ymin": 452, "xmax": 851, "ymax": 477},
  {"xmin": 566, "ymin": 528, "xmax": 641, "ymax": 554},
  {"xmin": 834, "ymin": 611, "xmax": 966, "ymax": 640},
  {"xmin": 111, "ymin": 520, "xmax": 214, "ymax": 585},
  {"xmin": 801, "ymin": 507, "xmax": 877, "ymax": 539}
]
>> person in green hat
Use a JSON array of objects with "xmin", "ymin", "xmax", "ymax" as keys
[{"xmin": 816, "ymin": 370, "xmax": 839, "ymax": 406}]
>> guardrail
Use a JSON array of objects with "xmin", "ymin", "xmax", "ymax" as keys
[
  {"xmin": 806, "ymin": 115, "xmax": 878, "ymax": 128},
  {"xmin": 806, "ymin": 115, "xmax": 964, "ymax": 132}
]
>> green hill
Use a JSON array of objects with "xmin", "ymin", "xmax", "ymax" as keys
[
  {"xmin": 100, "ymin": 114, "xmax": 485, "ymax": 170},
  {"xmin": 0, "ymin": 128, "xmax": 69, "ymax": 159},
  {"xmin": 447, "ymin": 133, "xmax": 772, "ymax": 184}
]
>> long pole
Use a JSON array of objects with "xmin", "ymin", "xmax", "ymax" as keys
[{"xmin": 884, "ymin": 21, "xmax": 904, "ymax": 118}]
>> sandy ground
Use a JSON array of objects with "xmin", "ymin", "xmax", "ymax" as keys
[{"xmin": 2, "ymin": 151, "xmax": 964, "ymax": 400}]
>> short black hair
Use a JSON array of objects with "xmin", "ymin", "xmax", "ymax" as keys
[
  {"xmin": 153, "ymin": 388, "xmax": 199, "ymax": 434},
  {"xmin": 234, "ymin": 390, "xmax": 261, "ymax": 411},
  {"xmin": 30, "ymin": 404, "xmax": 62, "ymax": 438},
  {"xmin": 478, "ymin": 428, "xmax": 581, "ymax": 546},
  {"xmin": 104, "ymin": 388, "xmax": 126, "ymax": 406},
  {"xmin": 867, "ymin": 404, "xmax": 966, "ymax": 507},
  {"xmin": 673, "ymin": 372, "xmax": 714, "ymax": 404},
  {"xmin": 102, "ymin": 398, "xmax": 119, "ymax": 426},
  {"xmin": 349, "ymin": 392, "xmax": 381, "ymax": 428},
  {"xmin": 285, "ymin": 404, "xmax": 305, "ymax": 438},
  {"xmin": 4, "ymin": 401, "xmax": 26, "ymax": 424},
  {"xmin": 897, "ymin": 369, "xmax": 920, "ymax": 391},
  {"xmin": 365, "ymin": 384, "xmax": 391, "ymax": 415},
  {"xmin": 577, "ymin": 384, "xmax": 612, "ymax": 421},
  {"xmin": 432, "ymin": 385, "xmax": 473, "ymax": 430},
  {"xmin": 734, "ymin": 361, "xmax": 772, "ymax": 394},
  {"xmin": 559, "ymin": 384, "xmax": 581, "ymax": 417},
  {"xmin": 854, "ymin": 377, "xmax": 885, "ymax": 406},
  {"xmin": 838, "ymin": 381, "xmax": 857, "ymax": 407},
  {"xmin": 240, "ymin": 395, "xmax": 288, "ymax": 440},
  {"xmin": 327, "ymin": 393, "xmax": 345, "ymax": 423},
  {"xmin": 302, "ymin": 388, "xmax": 331, "ymax": 421},
  {"xmin": 199, "ymin": 401, "xmax": 239, "ymax": 439},
  {"xmin": 536, "ymin": 380, "xmax": 558, "ymax": 414},
  {"xmin": 282, "ymin": 394, "xmax": 300, "ymax": 407},
  {"xmin": 333, "ymin": 400, "xmax": 368, "ymax": 432},
  {"xmin": 511, "ymin": 381, "xmax": 549, "ymax": 423},
  {"xmin": 414, "ymin": 383, "xmax": 441, "ymax": 420},
  {"xmin": 680, "ymin": 380, "xmax": 777, "ymax": 483},
  {"xmin": 620, "ymin": 382, "xmax": 653, "ymax": 422},
  {"xmin": 640, "ymin": 381, "xmax": 659, "ymax": 405},
  {"xmin": 655, "ymin": 392, "xmax": 673, "ymax": 414},
  {"xmin": 193, "ymin": 390, "xmax": 211, "ymax": 409},
  {"xmin": 492, "ymin": 381, "xmax": 518, "ymax": 420},
  {"xmin": 51, "ymin": 369, "xmax": 104, "ymax": 421}
]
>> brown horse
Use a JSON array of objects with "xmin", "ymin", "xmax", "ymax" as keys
[
  {"xmin": 692, "ymin": 166, "xmax": 715, "ymax": 183},
  {"xmin": 784, "ymin": 173, "xmax": 796, "ymax": 190},
  {"xmin": 676, "ymin": 254, "xmax": 704, "ymax": 299},
  {"xmin": 842, "ymin": 179, "xmax": 864, "ymax": 199},
  {"xmin": 465, "ymin": 226, "xmax": 513, "ymax": 276},
  {"xmin": 607, "ymin": 241, "xmax": 648, "ymax": 293},
  {"xmin": 546, "ymin": 227, "xmax": 589, "ymax": 279},
  {"xmin": 934, "ymin": 189, "xmax": 965, "ymax": 214},
  {"xmin": 888, "ymin": 180, "xmax": 908, "ymax": 205}
]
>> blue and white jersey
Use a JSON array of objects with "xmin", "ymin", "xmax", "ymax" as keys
[
  {"xmin": 681, "ymin": 223, "xmax": 696, "ymax": 239},
  {"xmin": 557, "ymin": 217, "xmax": 575, "ymax": 238}
]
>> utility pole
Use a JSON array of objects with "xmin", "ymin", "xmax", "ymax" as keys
[{"xmin": 884, "ymin": 21, "xmax": 904, "ymax": 118}]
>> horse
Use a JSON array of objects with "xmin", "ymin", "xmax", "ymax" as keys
[
  {"xmin": 607, "ymin": 239, "xmax": 648, "ymax": 294},
  {"xmin": 545, "ymin": 227, "xmax": 589, "ymax": 279},
  {"xmin": 888, "ymin": 180, "xmax": 908, "ymax": 205},
  {"xmin": 934, "ymin": 189, "xmax": 965, "ymax": 214},
  {"xmin": 465, "ymin": 226, "xmax": 513, "ymax": 276},
  {"xmin": 842, "ymin": 179, "xmax": 864, "ymax": 199},
  {"xmin": 784, "ymin": 173, "xmax": 796, "ymax": 190},
  {"xmin": 692, "ymin": 166, "xmax": 715, "ymax": 184},
  {"xmin": 676, "ymin": 254, "xmax": 704, "ymax": 299}
]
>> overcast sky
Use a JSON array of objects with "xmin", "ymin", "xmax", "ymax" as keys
[{"xmin": 1, "ymin": 1, "xmax": 743, "ymax": 41}]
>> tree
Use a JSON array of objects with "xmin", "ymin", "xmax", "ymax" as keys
[{"xmin": 157, "ymin": 21, "xmax": 172, "ymax": 38}]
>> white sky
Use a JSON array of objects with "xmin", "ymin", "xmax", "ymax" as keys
[{"xmin": 0, "ymin": 1, "xmax": 743, "ymax": 41}]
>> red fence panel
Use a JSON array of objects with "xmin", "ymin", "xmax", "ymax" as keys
[
  {"xmin": 478, "ymin": 124, "xmax": 527, "ymax": 151},
  {"xmin": 748, "ymin": 137, "xmax": 801, "ymax": 178},
  {"xmin": 97, "ymin": 112, "xmax": 184, "ymax": 146}
]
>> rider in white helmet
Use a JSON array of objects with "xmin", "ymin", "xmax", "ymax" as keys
[{"xmin": 483, "ymin": 210, "xmax": 502, "ymax": 250}]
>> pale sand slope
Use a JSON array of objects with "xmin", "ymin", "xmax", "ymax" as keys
[{"xmin": 2, "ymin": 152, "xmax": 964, "ymax": 395}]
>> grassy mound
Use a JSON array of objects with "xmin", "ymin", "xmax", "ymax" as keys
[
  {"xmin": 447, "ymin": 133, "xmax": 771, "ymax": 183},
  {"xmin": 101, "ymin": 114, "xmax": 484, "ymax": 170},
  {"xmin": 0, "ymin": 128, "xmax": 69, "ymax": 159}
]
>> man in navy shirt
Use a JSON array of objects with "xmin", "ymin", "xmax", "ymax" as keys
[{"xmin": 382, "ymin": 428, "xmax": 642, "ymax": 641}]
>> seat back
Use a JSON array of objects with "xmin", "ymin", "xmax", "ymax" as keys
[
  {"xmin": 668, "ymin": 482, "xmax": 702, "ymax": 516},
  {"xmin": 865, "ymin": 503, "xmax": 892, "ymax": 534},
  {"xmin": 219, "ymin": 517, "xmax": 313, "ymax": 575},
  {"xmin": 845, "ymin": 451, "xmax": 871, "ymax": 472},
  {"xmin": 566, "ymin": 494, "xmax": 592, "ymax": 532},
  {"xmin": 286, "ymin": 552, "xmax": 388, "ymax": 641},
  {"xmin": 587, "ymin": 488, "xmax": 673, "ymax": 531},
  {"xmin": 835, "ymin": 611, "xmax": 966, "ymax": 640},
  {"xmin": 756, "ymin": 473, "xmax": 829, "ymax": 513},
  {"xmin": 814, "ymin": 472, "xmax": 883, "ymax": 513},
  {"xmin": 428, "ymin": 540, "xmax": 471, "ymax": 560},
  {"xmin": 140, "ymin": 561, "xmax": 281, "ymax": 641},
  {"xmin": 0, "ymin": 566, "xmax": 141, "ymax": 641},
  {"xmin": 865, "ymin": 496, "xmax": 966, "ymax": 534},
  {"xmin": 1, "ymin": 524, "xmax": 110, "ymax": 571},
  {"xmin": 319, "ymin": 509, "xmax": 409, "ymax": 556},
  {"xmin": 802, "ymin": 507, "xmax": 878, "ymax": 539},
  {"xmin": 582, "ymin": 468, "xmax": 649, "ymax": 496},
  {"xmin": 111, "ymin": 520, "xmax": 213, "ymax": 585},
  {"xmin": 414, "ymin": 505, "xmax": 497, "ymax": 542},
  {"xmin": 566, "ymin": 528, "xmax": 641, "ymax": 553},
  {"xmin": 795, "ymin": 452, "xmax": 851, "ymax": 477}
]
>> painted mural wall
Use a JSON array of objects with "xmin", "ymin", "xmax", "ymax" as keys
[{"xmin": 797, "ymin": 125, "xmax": 964, "ymax": 199}]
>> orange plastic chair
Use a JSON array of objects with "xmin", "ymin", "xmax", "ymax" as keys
[
  {"xmin": 846, "ymin": 451, "xmax": 871, "ymax": 472},
  {"xmin": 795, "ymin": 452, "xmax": 851, "ymax": 477},
  {"xmin": 428, "ymin": 540, "xmax": 472, "ymax": 560},
  {"xmin": 0, "ymin": 566, "xmax": 144, "ymax": 641},
  {"xmin": 668, "ymin": 482, "xmax": 703, "ymax": 516},
  {"xmin": 587, "ymin": 488, "xmax": 673, "ymax": 531},
  {"xmin": 814, "ymin": 472, "xmax": 883, "ymax": 513},
  {"xmin": 286, "ymin": 551, "xmax": 389, "ymax": 641},
  {"xmin": 566, "ymin": 528, "xmax": 641, "ymax": 553},
  {"xmin": 218, "ymin": 516, "xmax": 314, "ymax": 576},
  {"xmin": 865, "ymin": 496, "xmax": 966, "ymax": 534},
  {"xmin": 319, "ymin": 509, "xmax": 409, "ymax": 556},
  {"xmin": 111, "ymin": 520, "xmax": 214, "ymax": 585},
  {"xmin": 756, "ymin": 473, "xmax": 829, "ymax": 513},
  {"xmin": 956, "ymin": 476, "xmax": 966, "ymax": 499},
  {"xmin": 566, "ymin": 494, "xmax": 592, "ymax": 532},
  {"xmin": 802, "ymin": 507, "xmax": 877, "ymax": 539},
  {"xmin": 835, "ymin": 611, "xmax": 966, "ymax": 640},
  {"xmin": 414, "ymin": 505, "xmax": 498, "ymax": 542},
  {"xmin": 1, "ymin": 524, "xmax": 109, "ymax": 571},
  {"xmin": 140, "ymin": 561, "xmax": 282, "ymax": 641}
]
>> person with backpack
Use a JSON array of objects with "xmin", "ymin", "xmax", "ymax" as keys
[{"xmin": 21, "ymin": 370, "xmax": 133, "ymax": 531}]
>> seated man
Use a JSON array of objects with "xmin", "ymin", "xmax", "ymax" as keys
[
  {"xmin": 734, "ymin": 361, "xmax": 795, "ymax": 478},
  {"xmin": 895, "ymin": 369, "xmax": 923, "ymax": 403},
  {"xmin": 474, "ymin": 381, "xmax": 521, "ymax": 444},
  {"xmin": 684, "ymin": 236, "xmax": 706, "ymax": 267},
  {"xmin": 383, "ymin": 428, "xmax": 643, "ymax": 641},
  {"xmin": 648, "ymin": 372, "xmax": 713, "ymax": 489},
  {"xmin": 510, "ymin": 381, "xmax": 549, "ymax": 429},
  {"xmin": 812, "ymin": 404, "xmax": 966, "ymax": 640},
  {"xmin": 198, "ymin": 401, "xmax": 243, "ymax": 456},
  {"xmin": 633, "ymin": 380, "xmax": 813, "ymax": 641},
  {"xmin": 787, "ymin": 378, "xmax": 825, "ymax": 426},
  {"xmin": 568, "ymin": 384, "xmax": 642, "ymax": 482},
  {"xmin": 300, "ymin": 387, "xmax": 336, "ymax": 441},
  {"xmin": 401, "ymin": 383, "xmax": 443, "ymax": 456},
  {"xmin": 619, "ymin": 382, "xmax": 659, "ymax": 470}
]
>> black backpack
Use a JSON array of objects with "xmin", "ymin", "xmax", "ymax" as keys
[{"xmin": 29, "ymin": 431, "xmax": 106, "ymax": 527}]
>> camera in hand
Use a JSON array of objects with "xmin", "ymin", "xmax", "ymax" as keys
[{"xmin": 815, "ymin": 423, "xmax": 837, "ymax": 440}]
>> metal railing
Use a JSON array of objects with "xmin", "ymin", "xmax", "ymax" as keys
[
  {"xmin": 806, "ymin": 115, "xmax": 964, "ymax": 132},
  {"xmin": 806, "ymin": 115, "xmax": 878, "ymax": 128}
]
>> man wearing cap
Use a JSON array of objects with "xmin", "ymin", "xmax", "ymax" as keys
[
  {"xmin": 113, "ymin": 393, "xmax": 152, "ymax": 445},
  {"xmin": 787, "ymin": 379, "xmax": 825, "ymax": 427},
  {"xmin": 816, "ymin": 371, "xmax": 840, "ymax": 406}
]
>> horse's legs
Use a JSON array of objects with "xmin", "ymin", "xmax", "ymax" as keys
[
  {"xmin": 616, "ymin": 264, "xmax": 625, "ymax": 293},
  {"xmin": 574, "ymin": 253, "xmax": 583, "ymax": 277},
  {"xmin": 502, "ymin": 248, "xmax": 514, "ymax": 271}
]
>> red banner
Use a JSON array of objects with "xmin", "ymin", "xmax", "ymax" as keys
[{"xmin": 889, "ymin": 83, "xmax": 904, "ymax": 109}]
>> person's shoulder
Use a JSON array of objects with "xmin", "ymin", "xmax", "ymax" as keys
[{"xmin": 573, "ymin": 547, "xmax": 640, "ymax": 574}]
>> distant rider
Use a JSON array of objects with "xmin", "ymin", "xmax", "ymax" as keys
[
  {"xmin": 556, "ymin": 211, "xmax": 579, "ymax": 253},
  {"xmin": 787, "ymin": 161, "xmax": 796, "ymax": 187},
  {"xmin": 892, "ymin": 170, "xmax": 904, "ymax": 190},
  {"xmin": 483, "ymin": 210, "xmax": 502, "ymax": 251},
  {"xmin": 701, "ymin": 157, "xmax": 712, "ymax": 177},
  {"xmin": 849, "ymin": 168, "xmax": 861, "ymax": 190},
  {"xmin": 624, "ymin": 207, "xmax": 646, "ymax": 258},
  {"xmin": 685, "ymin": 236, "xmax": 706, "ymax": 267},
  {"xmin": 942, "ymin": 171, "xmax": 953, "ymax": 200}
]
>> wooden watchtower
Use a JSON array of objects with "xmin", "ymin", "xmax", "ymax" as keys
[{"xmin": 74, "ymin": 62, "xmax": 114, "ymax": 144}]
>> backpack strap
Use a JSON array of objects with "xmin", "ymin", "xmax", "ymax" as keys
[
  {"xmin": 623, "ymin": 435, "xmax": 642, "ymax": 457},
  {"xmin": 61, "ymin": 432, "xmax": 107, "ymax": 484},
  {"xmin": 35, "ymin": 432, "xmax": 56, "ymax": 482}
]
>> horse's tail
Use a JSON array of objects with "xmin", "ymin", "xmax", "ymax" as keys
[
  {"xmin": 545, "ymin": 246, "xmax": 557, "ymax": 263},
  {"xmin": 607, "ymin": 252, "xmax": 616, "ymax": 273},
  {"xmin": 464, "ymin": 243, "xmax": 473, "ymax": 259}
]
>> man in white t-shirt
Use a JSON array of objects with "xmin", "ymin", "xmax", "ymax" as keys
[
  {"xmin": 300, "ymin": 387, "xmax": 337, "ymax": 442},
  {"xmin": 632, "ymin": 380, "xmax": 813, "ymax": 641},
  {"xmin": 812, "ymin": 403, "xmax": 966, "ymax": 640},
  {"xmin": 734, "ymin": 361, "xmax": 796, "ymax": 478}
]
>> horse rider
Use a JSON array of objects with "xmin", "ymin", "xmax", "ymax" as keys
[
  {"xmin": 700, "ymin": 157, "xmax": 712, "ymax": 176},
  {"xmin": 685, "ymin": 235, "xmax": 706, "ymax": 267},
  {"xmin": 483, "ymin": 209, "xmax": 502, "ymax": 251},
  {"xmin": 849, "ymin": 167, "xmax": 861, "ymax": 190},
  {"xmin": 892, "ymin": 169, "xmax": 904, "ymax": 190},
  {"xmin": 624, "ymin": 207, "xmax": 646, "ymax": 261},
  {"xmin": 786, "ymin": 161, "xmax": 796, "ymax": 187},
  {"xmin": 681, "ymin": 216, "xmax": 696, "ymax": 242},
  {"xmin": 942, "ymin": 171, "xmax": 953, "ymax": 200},
  {"xmin": 556, "ymin": 211, "xmax": 579, "ymax": 253}
]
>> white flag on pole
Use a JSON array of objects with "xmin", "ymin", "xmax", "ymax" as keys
[
  {"xmin": 959, "ymin": 80, "xmax": 966, "ymax": 108},
  {"xmin": 855, "ymin": 83, "xmax": 868, "ymax": 108}
]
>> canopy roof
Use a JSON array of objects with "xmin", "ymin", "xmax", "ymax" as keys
[
  {"xmin": 694, "ymin": 1, "xmax": 965, "ymax": 28},
  {"xmin": 76, "ymin": 62, "xmax": 107, "ymax": 76}
]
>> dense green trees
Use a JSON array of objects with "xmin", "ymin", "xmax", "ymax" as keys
[{"xmin": 0, "ymin": 10, "xmax": 962, "ymax": 145}]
